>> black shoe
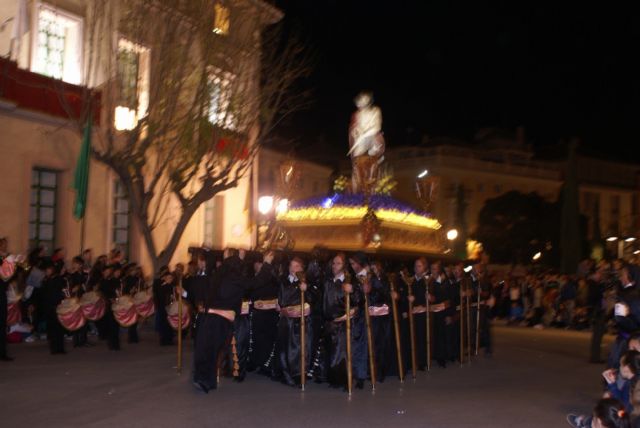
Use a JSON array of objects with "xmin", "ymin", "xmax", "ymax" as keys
[
  {"xmin": 355, "ymin": 379, "xmax": 364, "ymax": 390},
  {"xmin": 193, "ymin": 381, "xmax": 209, "ymax": 394},
  {"xmin": 0, "ymin": 356, "xmax": 14, "ymax": 361}
]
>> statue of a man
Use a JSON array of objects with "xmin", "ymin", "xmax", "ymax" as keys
[{"xmin": 348, "ymin": 92, "xmax": 385, "ymax": 194}]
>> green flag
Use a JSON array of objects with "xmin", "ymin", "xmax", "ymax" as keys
[{"xmin": 73, "ymin": 119, "xmax": 91, "ymax": 219}]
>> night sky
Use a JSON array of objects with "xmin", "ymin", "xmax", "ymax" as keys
[{"xmin": 273, "ymin": 1, "xmax": 640, "ymax": 163}]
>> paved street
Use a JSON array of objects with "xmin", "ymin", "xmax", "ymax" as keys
[{"xmin": 0, "ymin": 323, "xmax": 613, "ymax": 428}]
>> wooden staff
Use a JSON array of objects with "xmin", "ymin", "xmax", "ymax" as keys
[
  {"xmin": 296, "ymin": 272, "xmax": 307, "ymax": 391},
  {"xmin": 345, "ymin": 272, "xmax": 353, "ymax": 396},
  {"xmin": 177, "ymin": 276, "xmax": 183, "ymax": 374},
  {"xmin": 425, "ymin": 277, "xmax": 431, "ymax": 371},
  {"xmin": 361, "ymin": 274, "xmax": 376, "ymax": 391},
  {"xmin": 466, "ymin": 279, "xmax": 471, "ymax": 364},
  {"xmin": 402, "ymin": 271, "xmax": 417, "ymax": 379},
  {"xmin": 475, "ymin": 282, "xmax": 481, "ymax": 356},
  {"xmin": 459, "ymin": 279, "xmax": 464, "ymax": 366},
  {"xmin": 388, "ymin": 273, "xmax": 404, "ymax": 382}
]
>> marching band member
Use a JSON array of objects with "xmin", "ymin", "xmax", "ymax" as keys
[
  {"xmin": 68, "ymin": 256, "xmax": 89, "ymax": 348},
  {"xmin": 123, "ymin": 264, "xmax": 143, "ymax": 344},
  {"xmin": 42, "ymin": 259, "xmax": 66, "ymax": 355}
]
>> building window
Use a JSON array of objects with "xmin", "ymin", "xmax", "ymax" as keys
[
  {"xmin": 112, "ymin": 179, "xmax": 130, "ymax": 257},
  {"xmin": 204, "ymin": 196, "xmax": 224, "ymax": 248},
  {"xmin": 207, "ymin": 68, "xmax": 236, "ymax": 130},
  {"xmin": 32, "ymin": 5, "xmax": 83, "ymax": 84},
  {"xmin": 213, "ymin": 3, "xmax": 230, "ymax": 35},
  {"xmin": 114, "ymin": 38, "xmax": 150, "ymax": 131},
  {"xmin": 29, "ymin": 169, "xmax": 57, "ymax": 252}
]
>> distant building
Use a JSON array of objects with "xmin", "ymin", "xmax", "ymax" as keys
[{"xmin": 386, "ymin": 128, "xmax": 640, "ymax": 259}]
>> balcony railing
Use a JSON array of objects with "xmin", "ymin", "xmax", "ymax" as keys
[{"xmin": 0, "ymin": 57, "xmax": 100, "ymax": 124}]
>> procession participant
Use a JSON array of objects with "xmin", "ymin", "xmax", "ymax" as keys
[
  {"xmin": 408, "ymin": 257, "xmax": 429, "ymax": 370},
  {"xmin": 428, "ymin": 261, "xmax": 453, "ymax": 368},
  {"xmin": 42, "ymin": 259, "xmax": 66, "ymax": 355},
  {"xmin": 247, "ymin": 252, "xmax": 279, "ymax": 376},
  {"xmin": 274, "ymin": 256, "xmax": 314, "ymax": 387},
  {"xmin": 100, "ymin": 265, "xmax": 121, "ymax": 351},
  {"xmin": 182, "ymin": 254, "xmax": 210, "ymax": 343},
  {"xmin": 349, "ymin": 252, "xmax": 380, "ymax": 388},
  {"xmin": 323, "ymin": 253, "xmax": 362, "ymax": 389},
  {"xmin": 449, "ymin": 262, "xmax": 465, "ymax": 363},
  {"xmin": 305, "ymin": 245, "xmax": 330, "ymax": 383},
  {"xmin": 469, "ymin": 262, "xmax": 493, "ymax": 357},
  {"xmin": 68, "ymin": 256, "xmax": 89, "ymax": 347},
  {"xmin": 192, "ymin": 249, "xmax": 274, "ymax": 393},
  {"xmin": 123, "ymin": 264, "xmax": 143, "ymax": 344},
  {"xmin": 370, "ymin": 260, "xmax": 393, "ymax": 381},
  {"xmin": 0, "ymin": 237, "xmax": 14, "ymax": 361}
]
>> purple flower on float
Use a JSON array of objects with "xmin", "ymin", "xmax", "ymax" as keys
[{"xmin": 290, "ymin": 193, "xmax": 433, "ymax": 217}]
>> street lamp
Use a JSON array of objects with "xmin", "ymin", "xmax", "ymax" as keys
[
  {"xmin": 258, "ymin": 196, "xmax": 274, "ymax": 215},
  {"xmin": 532, "ymin": 252, "xmax": 542, "ymax": 261},
  {"xmin": 446, "ymin": 228, "xmax": 458, "ymax": 241},
  {"xmin": 417, "ymin": 169, "xmax": 428, "ymax": 178}
]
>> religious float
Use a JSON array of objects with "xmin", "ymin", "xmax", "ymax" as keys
[{"xmin": 264, "ymin": 92, "xmax": 448, "ymax": 257}]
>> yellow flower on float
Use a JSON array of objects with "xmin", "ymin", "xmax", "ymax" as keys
[{"xmin": 278, "ymin": 206, "xmax": 441, "ymax": 230}]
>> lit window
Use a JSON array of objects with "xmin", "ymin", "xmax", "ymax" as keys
[
  {"xmin": 207, "ymin": 68, "xmax": 237, "ymax": 130},
  {"xmin": 213, "ymin": 4, "xmax": 230, "ymax": 35},
  {"xmin": 32, "ymin": 5, "xmax": 83, "ymax": 84},
  {"xmin": 114, "ymin": 39, "xmax": 150, "ymax": 131}
]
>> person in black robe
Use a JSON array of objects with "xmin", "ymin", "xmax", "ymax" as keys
[
  {"xmin": 448, "ymin": 262, "xmax": 465, "ymax": 363},
  {"xmin": 191, "ymin": 250, "xmax": 275, "ymax": 393},
  {"xmin": 274, "ymin": 256, "xmax": 314, "ymax": 387},
  {"xmin": 42, "ymin": 260, "xmax": 66, "ymax": 355},
  {"xmin": 305, "ymin": 245, "xmax": 330, "ymax": 383},
  {"xmin": 401, "ymin": 257, "xmax": 429, "ymax": 371},
  {"xmin": 348, "ymin": 252, "xmax": 377, "ymax": 388},
  {"xmin": 153, "ymin": 267, "xmax": 175, "ymax": 346},
  {"xmin": 0, "ymin": 237, "xmax": 13, "ymax": 361},
  {"xmin": 68, "ymin": 256, "xmax": 89, "ymax": 347},
  {"xmin": 183, "ymin": 254, "xmax": 211, "ymax": 344},
  {"xmin": 369, "ymin": 260, "xmax": 393, "ymax": 381},
  {"xmin": 100, "ymin": 265, "xmax": 121, "ymax": 351},
  {"xmin": 468, "ymin": 262, "xmax": 493, "ymax": 356},
  {"xmin": 247, "ymin": 253, "xmax": 279, "ymax": 376},
  {"xmin": 123, "ymin": 264, "xmax": 143, "ymax": 344},
  {"xmin": 323, "ymin": 253, "xmax": 366, "ymax": 389},
  {"xmin": 428, "ymin": 261, "xmax": 453, "ymax": 368}
]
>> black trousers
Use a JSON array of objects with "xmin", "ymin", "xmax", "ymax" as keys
[
  {"xmin": 105, "ymin": 311, "xmax": 120, "ymax": 350},
  {"xmin": 193, "ymin": 313, "xmax": 233, "ymax": 390},
  {"xmin": 128, "ymin": 323, "xmax": 139, "ymax": 343},
  {"xmin": 46, "ymin": 313, "xmax": 65, "ymax": 354},
  {"xmin": 73, "ymin": 324, "xmax": 88, "ymax": 347}
]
